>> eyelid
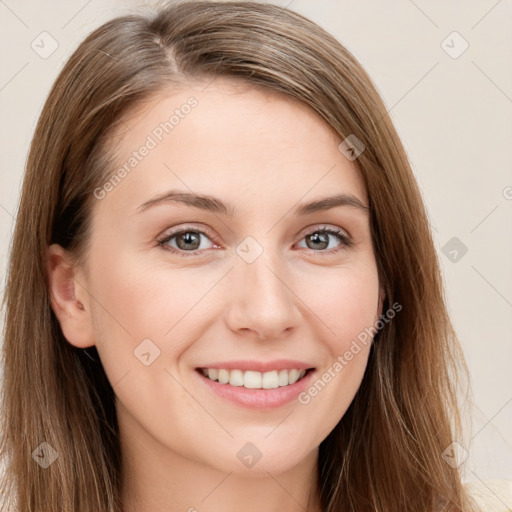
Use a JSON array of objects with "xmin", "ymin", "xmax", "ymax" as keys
[
  {"xmin": 296, "ymin": 223, "xmax": 351, "ymax": 241},
  {"xmin": 160, "ymin": 223, "xmax": 218, "ymax": 241}
]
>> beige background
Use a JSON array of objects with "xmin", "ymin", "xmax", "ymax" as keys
[{"xmin": 1, "ymin": 0, "xmax": 511, "ymax": 491}]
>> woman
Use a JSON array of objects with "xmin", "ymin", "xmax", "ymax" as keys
[{"xmin": 0, "ymin": 1, "xmax": 481, "ymax": 510}]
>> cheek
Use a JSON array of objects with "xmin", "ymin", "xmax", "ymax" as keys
[
  {"xmin": 86, "ymin": 251, "xmax": 220, "ymax": 438},
  {"xmin": 292, "ymin": 262, "xmax": 379, "ymax": 431},
  {"xmin": 326, "ymin": 266, "xmax": 380, "ymax": 380},
  {"xmin": 86, "ymin": 247, "xmax": 225, "ymax": 372},
  {"xmin": 335, "ymin": 273, "xmax": 380, "ymax": 346},
  {"xmin": 295, "ymin": 260, "xmax": 380, "ymax": 348},
  {"xmin": 86, "ymin": 246, "xmax": 238, "ymax": 382}
]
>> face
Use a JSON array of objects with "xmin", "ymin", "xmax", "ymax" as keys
[{"xmin": 48, "ymin": 78, "xmax": 383, "ymax": 477}]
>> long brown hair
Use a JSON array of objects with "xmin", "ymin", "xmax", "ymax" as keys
[{"xmin": 0, "ymin": 1, "xmax": 478, "ymax": 511}]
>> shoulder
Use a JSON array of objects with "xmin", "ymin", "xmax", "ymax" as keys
[{"xmin": 463, "ymin": 479, "xmax": 512, "ymax": 511}]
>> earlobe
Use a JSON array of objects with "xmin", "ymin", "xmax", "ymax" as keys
[{"xmin": 46, "ymin": 243, "xmax": 95, "ymax": 348}]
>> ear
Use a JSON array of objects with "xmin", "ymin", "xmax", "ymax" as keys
[{"xmin": 46, "ymin": 243, "xmax": 95, "ymax": 348}]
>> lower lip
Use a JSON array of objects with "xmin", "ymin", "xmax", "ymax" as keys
[{"xmin": 195, "ymin": 369, "xmax": 316, "ymax": 409}]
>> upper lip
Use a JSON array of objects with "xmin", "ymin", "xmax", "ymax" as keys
[{"xmin": 196, "ymin": 359, "xmax": 315, "ymax": 373}]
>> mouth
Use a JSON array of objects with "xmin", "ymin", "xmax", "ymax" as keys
[{"xmin": 196, "ymin": 367, "xmax": 315, "ymax": 390}]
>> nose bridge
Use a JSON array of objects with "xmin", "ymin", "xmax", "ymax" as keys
[{"xmin": 225, "ymin": 238, "xmax": 300, "ymax": 337}]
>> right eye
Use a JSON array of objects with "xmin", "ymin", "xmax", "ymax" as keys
[{"xmin": 157, "ymin": 226, "xmax": 220, "ymax": 257}]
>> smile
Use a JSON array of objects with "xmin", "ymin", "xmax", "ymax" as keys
[{"xmin": 199, "ymin": 368, "xmax": 310, "ymax": 389}]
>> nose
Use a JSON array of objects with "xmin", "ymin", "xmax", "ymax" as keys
[{"xmin": 224, "ymin": 247, "xmax": 301, "ymax": 340}]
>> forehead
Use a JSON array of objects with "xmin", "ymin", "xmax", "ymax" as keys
[{"xmin": 97, "ymin": 78, "xmax": 368, "ymax": 217}]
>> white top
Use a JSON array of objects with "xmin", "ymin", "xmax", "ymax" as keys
[{"xmin": 464, "ymin": 479, "xmax": 512, "ymax": 511}]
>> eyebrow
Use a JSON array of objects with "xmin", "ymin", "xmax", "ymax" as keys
[{"xmin": 135, "ymin": 190, "xmax": 369, "ymax": 216}]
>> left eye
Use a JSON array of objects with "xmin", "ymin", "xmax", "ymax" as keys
[
  {"xmin": 296, "ymin": 227, "xmax": 351, "ymax": 252},
  {"xmin": 157, "ymin": 226, "xmax": 352, "ymax": 256}
]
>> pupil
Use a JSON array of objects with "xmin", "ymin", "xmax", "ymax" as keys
[
  {"xmin": 178, "ymin": 232, "xmax": 200, "ymax": 250},
  {"xmin": 308, "ymin": 232, "xmax": 328, "ymax": 250}
]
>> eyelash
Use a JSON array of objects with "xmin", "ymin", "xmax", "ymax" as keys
[{"xmin": 156, "ymin": 224, "xmax": 353, "ymax": 257}]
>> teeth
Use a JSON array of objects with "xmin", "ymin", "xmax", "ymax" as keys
[
  {"xmin": 262, "ymin": 370, "xmax": 279, "ymax": 389},
  {"xmin": 229, "ymin": 369, "xmax": 244, "ymax": 387},
  {"xmin": 288, "ymin": 369, "xmax": 300, "ymax": 385},
  {"xmin": 278, "ymin": 369, "xmax": 289, "ymax": 386},
  {"xmin": 244, "ymin": 370, "xmax": 262, "ymax": 389},
  {"xmin": 200, "ymin": 368, "xmax": 307, "ymax": 388},
  {"xmin": 218, "ymin": 369, "xmax": 229, "ymax": 384}
]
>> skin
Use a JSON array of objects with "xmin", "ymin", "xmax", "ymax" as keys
[{"xmin": 47, "ymin": 77, "xmax": 384, "ymax": 512}]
